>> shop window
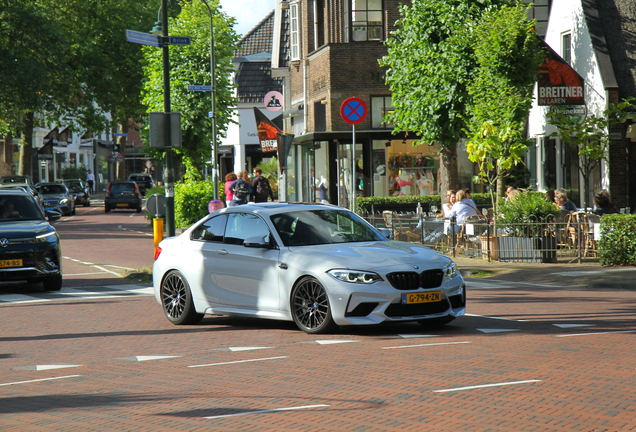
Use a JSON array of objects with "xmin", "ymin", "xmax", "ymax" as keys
[{"xmin": 371, "ymin": 96, "xmax": 394, "ymax": 129}]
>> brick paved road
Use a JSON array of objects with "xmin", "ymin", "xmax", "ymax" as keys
[{"xmin": 1, "ymin": 279, "xmax": 635, "ymax": 432}]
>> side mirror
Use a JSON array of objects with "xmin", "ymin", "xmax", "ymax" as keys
[
  {"xmin": 244, "ymin": 235, "xmax": 274, "ymax": 249},
  {"xmin": 377, "ymin": 227, "xmax": 393, "ymax": 239},
  {"xmin": 46, "ymin": 210, "xmax": 62, "ymax": 221}
]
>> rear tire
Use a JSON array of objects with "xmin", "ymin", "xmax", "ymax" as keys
[
  {"xmin": 160, "ymin": 270, "xmax": 204, "ymax": 325},
  {"xmin": 104, "ymin": 206, "xmax": 110, "ymax": 213},
  {"xmin": 43, "ymin": 275, "xmax": 62, "ymax": 291}
]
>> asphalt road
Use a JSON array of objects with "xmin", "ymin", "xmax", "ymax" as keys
[{"xmin": 1, "ymin": 204, "xmax": 635, "ymax": 431}]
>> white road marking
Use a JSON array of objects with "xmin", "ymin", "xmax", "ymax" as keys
[
  {"xmin": 188, "ymin": 356, "xmax": 288, "ymax": 368},
  {"xmin": 119, "ymin": 356, "xmax": 181, "ymax": 362},
  {"xmin": 0, "ymin": 294, "xmax": 50, "ymax": 303},
  {"xmin": 466, "ymin": 313, "xmax": 528, "ymax": 322},
  {"xmin": 15, "ymin": 364, "xmax": 81, "ymax": 371},
  {"xmin": 313, "ymin": 340, "xmax": 359, "ymax": 345},
  {"xmin": 227, "ymin": 347, "xmax": 272, "ymax": 352},
  {"xmin": 382, "ymin": 341, "xmax": 471, "ymax": 350},
  {"xmin": 553, "ymin": 324, "xmax": 596, "ymax": 328},
  {"xmin": 91, "ymin": 265, "xmax": 123, "ymax": 276},
  {"xmin": 556, "ymin": 330, "xmax": 636, "ymax": 337},
  {"xmin": 477, "ymin": 328, "xmax": 520, "ymax": 333},
  {"xmin": 0, "ymin": 375, "xmax": 81, "ymax": 387},
  {"xmin": 203, "ymin": 404, "xmax": 329, "ymax": 419},
  {"xmin": 434, "ymin": 379, "xmax": 542, "ymax": 393},
  {"xmin": 397, "ymin": 334, "xmax": 439, "ymax": 339}
]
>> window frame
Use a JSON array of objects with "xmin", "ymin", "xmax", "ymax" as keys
[{"xmin": 348, "ymin": 0, "xmax": 384, "ymax": 42}]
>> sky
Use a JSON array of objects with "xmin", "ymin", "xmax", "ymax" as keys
[{"xmin": 219, "ymin": 0, "xmax": 276, "ymax": 38}]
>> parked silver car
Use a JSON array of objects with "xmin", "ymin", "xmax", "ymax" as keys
[{"xmin": 153, "ymin": 203, "xmax": 465, "ymax": 334}]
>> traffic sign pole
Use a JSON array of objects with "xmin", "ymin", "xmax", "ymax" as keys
[{"xmin": 340, "ymin": 97, "xmax": 368, "ymax": 213}]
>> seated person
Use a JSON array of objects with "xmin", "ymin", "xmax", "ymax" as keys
[
  {"xmin": 1, "ymin": 200, "xmax": 18, "ymax": 219},
  {"xmin": 447, "ymin": 189, "xmax": 478, "ymax": 233},
  {"xmin": 592, "ymin": 190, "xmax": 618, "ymax": 216},
  {"xmin": 555, "ymin": 189, "xmax": 577, "ymax": 211}
]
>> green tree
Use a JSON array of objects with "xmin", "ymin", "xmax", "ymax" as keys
[
  {"xmin": 465, "ymin": 5, "xmax": 544, "ymax": 214},
  {"xmin": 380, "ymin": 0, "xmax": 517, "ymax": 194},
  {"xmin": 141, "ymin": 0, "xmax": 239, "ymax": 180},
  {"xmin": 547, "ymin": 98, "xmax": 634, "ymax": 210}
]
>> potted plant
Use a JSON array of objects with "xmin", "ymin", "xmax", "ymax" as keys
[{"xmin": 493, "ymin": 191, "xmax": 559, "ymax": 263}]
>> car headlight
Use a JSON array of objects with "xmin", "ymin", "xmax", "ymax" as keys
[
  {"xmin": 327, "ymin": 269, "xmax": 382, "ymax": 284},
  {"xmin": 443, "ymin": 261, "xmax": 458, "ymax": 279},
  {"xmin": 59, "ymin": 198, "xmax": 69, "ymax": 204},
  {"xmin": 36, "ymin": 231, "xmax": 58, "ymax": 243}
]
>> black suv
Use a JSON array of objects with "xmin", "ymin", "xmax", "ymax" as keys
[{"xmin": 0, "ymin": 188, "xmax": 63, "ymax": 290}]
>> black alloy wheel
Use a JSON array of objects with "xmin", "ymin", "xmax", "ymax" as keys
[
  {"xmin": 291, "ymin": 277, "xmax": 336, "ymax": 334},
  {"xmin": 160, "ymin": 270, "xmax": 204, "ymax": 325}
]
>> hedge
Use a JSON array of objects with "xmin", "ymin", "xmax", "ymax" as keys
[
  {"xmin": 356, "ymin": 193, "xmax": 492, "ymax": 214},
  {"xmin": 598, "ymin": 214, "xmax": 636, "ymax": 266}
]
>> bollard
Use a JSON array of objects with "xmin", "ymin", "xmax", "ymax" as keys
[{"xmin": 153, "ymin": 217, "xmax": 164, "ymax": 258}]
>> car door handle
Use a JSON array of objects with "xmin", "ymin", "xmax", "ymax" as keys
[
  {"xmin": 217, "ymin": 249, "xmax": 228, "ymax": 255},
  {"xmin": 279, "ymin": 263, "xmax": 288, "ymax": 270}
]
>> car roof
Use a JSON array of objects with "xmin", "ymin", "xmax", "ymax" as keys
[
  {"xmin": 0, "ymin": 187, "xmax": 31, "ymax": 197},
  {"xmin": 215, "ymin": 202, "xmax": 348, "ymax": 217}
]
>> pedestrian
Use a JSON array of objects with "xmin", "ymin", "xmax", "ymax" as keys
[
  {"xmin": 251, "ymin": 167, "xmax": 274, "ymax": 203},
  {"xmin": 86, "ymin": 170, "xmax": 95, "ymax": 194},
  {"xmin": 224, "ymin": 172, "xmax": 237, "ymax": 207},
  {"xmin": 229, "ymin": 170, "xmax": 253, "ymax": 206}
]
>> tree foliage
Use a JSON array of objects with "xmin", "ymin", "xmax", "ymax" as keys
[
  {"xmin": 141, "ymin": 0, "xmax": 239, "ymax": 179},
  {"xmin": 465, "ymin": 4, "xmax": 544, "ymax": 214},
  {"xmin": 379, "ymin": 0, "xmax": 519, "ymax": 192}
]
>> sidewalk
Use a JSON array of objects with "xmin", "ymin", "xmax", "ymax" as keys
[{"xmin": 452, "ymin": 255, "xmax": 636, "ymax": 290}]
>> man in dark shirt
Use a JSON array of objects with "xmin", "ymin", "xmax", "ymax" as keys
[{"xmin": 252, "ymin": 167, "xmax": 274, "ymax": 203}]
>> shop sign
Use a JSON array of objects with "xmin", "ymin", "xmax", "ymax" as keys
[{"xmin": 537, "ymin": 41, "xmax": 584, "ymax": 106}]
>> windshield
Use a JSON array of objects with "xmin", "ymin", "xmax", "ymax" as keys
[
  {"xmin": 271, "ymin": 209, "xmax": 385, "ymax": 246},
  {"xmin": 37, "ymin": 185, "xmax": 67, "ymax": 195},
  {"xmin": 0, "ymin": 196, "xmax": 45, "ymax": 221}
]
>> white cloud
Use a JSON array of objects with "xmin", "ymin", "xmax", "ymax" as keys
[{"xmin": 219, "ymin": 0, "xmax": 276, "ymax": 37}]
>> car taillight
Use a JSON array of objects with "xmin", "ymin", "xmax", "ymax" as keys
[
  {"xmin": 133, "ymin": 183, "xmax": 140, "ymax": 194},
  {"xmin": 154, "ymin": 246, "xmax": 162, "ymax": 261},
  {"xmin": 106, "ymin": 184, "xmax": 111, "ymax": 194}
]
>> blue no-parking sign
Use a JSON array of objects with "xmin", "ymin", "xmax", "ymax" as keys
[{"xmin": 340, "ymin": 97, "xmax": 367, "ymax": 124}]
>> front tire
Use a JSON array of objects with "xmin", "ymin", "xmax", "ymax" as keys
[
  {"xmin": 43, "ymin": 275, "xmax": 62, "ymax": 291},
  {"xmin": 291, "ymin": 277, "xmax": 336, "ymax": 334},
  {"xmin": 160, "ymin": 270, "xmax": 204, "ymax": 325}
]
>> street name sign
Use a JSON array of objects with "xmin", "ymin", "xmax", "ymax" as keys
[
  {"xmin": 168, "ymin": 36, "xmax": 191, "ymax": 45},
  {"xmin": 187, "ymin": 85, "xmax": 212, "ymax": 91},
  {"xmin": 126, "ymin": 29, "xmax": 162, "ymax": 48}
]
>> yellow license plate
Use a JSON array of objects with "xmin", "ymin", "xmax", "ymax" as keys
[
  {"xmin": 117, "ymin": 203, "xmax": 128, "ymax": 207},
  {"xmin": 0, "ymin": 259, "xmax": 23, "ymax": 268},
  {"xmin": 402, "ymin": 291, "xmax": 442, "ymax": 304}
]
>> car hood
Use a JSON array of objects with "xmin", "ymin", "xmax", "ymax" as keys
[
  {"xmin": 287, "ymin": 240, "xmax": 451, "ymax": 271},
  {"xmin": 0, "ymin": 220, "xmax": 54, "ymax": 238},
  {"xmin": 42, "ymin": 194, "xmax": 68, "ymax": 200}
]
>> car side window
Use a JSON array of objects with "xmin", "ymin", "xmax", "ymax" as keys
[
  {"xmin": 224, "ymin": 213, "xmax": 271, "ymax": 246},
  {"xmin": 191, "ymin": 214, "xmax": 227, "ymax": 242}
]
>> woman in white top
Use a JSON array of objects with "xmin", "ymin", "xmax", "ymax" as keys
[
  {"xmin": 447, "ymin": 189, "xmax": 478, "ymax": 232},
  {"xmin": 442, "ymin": 190, "xmax": 456, "ymax": 218}
]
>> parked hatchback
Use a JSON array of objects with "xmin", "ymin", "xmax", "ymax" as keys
[
  {"xmin": 0, "ymin": 188, "xmax": 63, "ymax": 290},
  {"xmin": 104, "ymin": 181, "xmax": 142, "ymax": 213},
  {"xmin": 35, "ymin": 182, "xmax": 76, "ymax": 216}
]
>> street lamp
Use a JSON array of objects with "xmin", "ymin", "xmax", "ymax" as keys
[
  {"xmin": 200, "ymin": 0, "xmax": 218, "ymax": 200},
  {"xmin": 150, "ymin": 0, "xmax": 176, "ymax": 237}
]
